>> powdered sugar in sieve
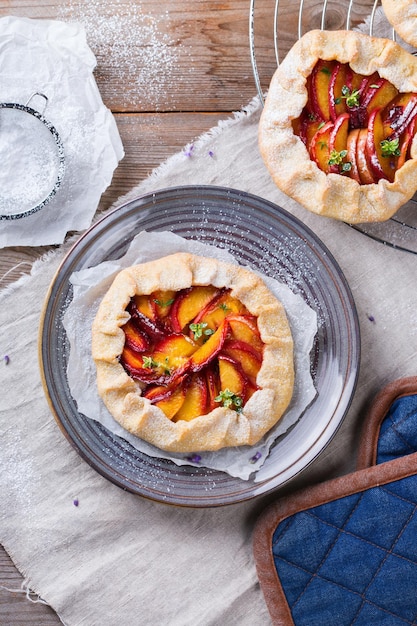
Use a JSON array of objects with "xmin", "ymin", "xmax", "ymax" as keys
[{"xmin": 0, "ymin": 93, "xmax": 65, "ymax": 220}]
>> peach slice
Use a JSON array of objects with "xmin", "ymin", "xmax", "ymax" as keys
[
  {"xmin": 205, "ymin": 367, "xmax": 220, "ymax": 411},
  {"xmin": 346, "ymin": 129, "xmax": 361, "ymax": 183},
  {"xmin": 356, "ymin": 128, "xmax": 376, "ymax": 185},
  {"xmin": 120, "ymin": 345, "xmax": 165, "ymax": 383},
  {"xmin": 367, "ymin": 108, "xmax": 397, "ymax": 182},
  {"xmin": 222, "ymin": 339, "xmax": 262, "ymax": 382},
  {"xmin": 329, "ymin": 62, "xmax": 352, "ymax": 120},
  {"xmin": 399, "ymin": 115, "xmax": 417, "ymax": 168},
  {"xmin": 194, "ymin": 291, "xmax": 249, "ymax": 330},
  {"xmin": 363, "ymin": 78, "xmax": 398, "ymax": 115},
  {"xmin": 170, "ymin": 286, "xmax": 220, "ymax": 333},
  {"xmin": 123, "ymin": 320, "xmax": 150, "ymax": 353},
  {"xmin": 154, "ymin": 386, "xmax": 186, "ymax": 420},
  {"xmin": 383, "ymin": 92, "xmax": 417, "ymax": 139},
  {"xmin": 152, "ymin": 333, "xmax": 197, "ymax": 373},
  {"xmin": 310, "ymin": 120, "xmax": 334, "ymax": 174},
  {"xmin": 133, "ymin": 294, "xmax": 157, "ymax": 322},
  {"xmin": 218, "ymin": 355, "xmax": 247, "ymax": 400},
  {"xmin": 151, "ymin": 289, "xmax": 176, "ymax": 320},
  {"xmin": 293, "ymin": 110, "xmax": 323, "ymax": 150},
  {"xmin": 173, "ymin": 373, "xmax": 208, "ymax": 422},
  {"xmin": 309, "ymin": 59, "xmax": 337, "ymax": 121},
  {"xmin": 128, "ymin": 300, "xmax": 165, "ymax": 342},
  {"xmin": 227, "ymin": 315, "xmax": 263, "ymax": 352},
  {"xmin": 328, "ymin": 113, "xmax": 350, "ymax": 174},
  {"xmin": 189, "ymin": 320, "xmax": 228, "ymax": 372}
]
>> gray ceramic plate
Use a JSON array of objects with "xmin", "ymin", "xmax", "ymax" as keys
[{"xmin": 39, "ymin": 185, "xmax": 360, "ymax": 507}]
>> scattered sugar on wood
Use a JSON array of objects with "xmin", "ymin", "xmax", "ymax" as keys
[{"xmin": 58, "ymin": 0, "xmax": 186, "ymax": 109}]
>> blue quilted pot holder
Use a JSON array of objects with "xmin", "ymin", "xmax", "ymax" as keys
[{"xmin": 253, "ymin": 377, "xmax": 417, "ymax": 625}]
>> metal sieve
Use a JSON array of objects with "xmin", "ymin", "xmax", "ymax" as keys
[{"xmin": 0, "ymin": 92, "xmax": 65, "ymax": 220}]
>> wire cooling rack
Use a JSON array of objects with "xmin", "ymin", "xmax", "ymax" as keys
[{"xmin": 249, "ymin": 0, "xmax": 417, "ymax": 254}]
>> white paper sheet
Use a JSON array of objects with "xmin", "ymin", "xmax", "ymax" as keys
[
  {"xmin": 0, "ymin": 16, "xmax": 124, "ymax": 247},
  {"xmin": 63, "ymin": 231, "xmax": 317, "ymax": 480}
]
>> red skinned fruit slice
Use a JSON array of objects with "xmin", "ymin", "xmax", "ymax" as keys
[
  {"xmin": 227, "ymin": 314, "xmax": 264, "ymax": 352},
  {"xmin": 173, "ymin": 373, "xmax": 208, "ymax": 422},
  {"xmin": 151, "ymin": 289, "xmax": 176, "ymax": 321},
  {"xmin": 170, "ymin": 286, "xmax": 220, "ymax": 333},
  {"xmin": 310, "ymin": 120, "xmax": 334, "ymax": 174},
  {"xmin": 189, "ymin": 320, "xmax": 228, "ymax": 372},
  {"xmin": 328, "ymin": 113, "xmax": 350, "ymax": 174},
  {"xmin": 356, "ymin": 128, "xmax": 376, "ymax": 185},
  {"xmin": 123, "ymin": 320, "xmax": 150, "ymax": 353},
  {"xmin": 362, "ymin": 78, "xmax": 398, "ymax": 115},
  {"xmin": 218, "ymin": 355, "xmax": 247, "ymax": 400},
  {"xmin": 221, "ymin": 339, "xmax": 262, "ymax": 382},
  {"xmin": 367, "ymin": 108, "xmax": 397, "ymax": 182},
  {"xmin": 346, "ymin": 129, "xmax": 361, "ymax": 183},
  {"xmin": 309, "ymin": 59, "xmax": 337, "ymax": 121},
  {"xmin": 154, "ymin": 386, "xmax": 186, "ymax": 420},
  {"xmin": 194, "ymin": 291, "xmax": 249, "ymax": 329}
]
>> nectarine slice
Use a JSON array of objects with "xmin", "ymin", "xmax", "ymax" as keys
[
  {"xmin": 310, "ymin": 120, "xmax": 334, "ymax": 174},
  {"xmin": 170, "ymin": 286, "xmax": 219, "ymax": 333},
  {"xmin": 228, "ymin": 315, "xmax": 263, "ymax": 352},
  {"xmin": 173, "ymin": 373, "xmax": 208, "ymax": 422},
  {"xmin": 190, "ymin": 320, "xmax": 228, "ymax": 372},
  {"xmin": 218, "ymin": 355, "xmax": 247, "ymax": 399},
  {"xmin": 155, "ymin": 386, "xmax": 186, "ymax": 420},
  {"xmin": 363, "ymin": 78, "xmax": 398, "ymax": 115},
  {"xmin": 310, "ymin": 59, "xmax": 337, "ymax": 121},
  {"xmin": 152, "ymin": 289, "xmax": 176, "ymax": 320},
  {"xmin": 222, "ymin": 339, "xmax": 262, "ymax": 382},
  {"xmin": 194, "ymin": 291, "xmax": 249, "ymax": 329},
  {"xmin": 346, "ymin": 129, "xmax": 361, "ymax": 183},
  {"xmin": 329, "ymin": 62, "xmax": 352, "ymax": 120},
  {"xmin": 152, "ymin": 333, "xmax": 197, "ymax": 372},
  {"xmin": 367, "ymin": 108, "xmax": 397, "ymax": 182},
  {"xmin": 133, "ymin": 294, "xmax": 157, "ymax": 322},
  {"xmin": 356, "ymin": 129, "xmax": 376, "ymax": 185},
  {"xmin": 123, "ymin": 320, "xmax": 149, "ymax": 353}
]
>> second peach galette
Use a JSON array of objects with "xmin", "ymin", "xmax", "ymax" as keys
[
  {"xmin": 259, "ymin": 29, "xmax": 417, "ymax": 223},
  {"xmin": 92, "ymin": 253, "xmax": 294, "ymax": 453}
]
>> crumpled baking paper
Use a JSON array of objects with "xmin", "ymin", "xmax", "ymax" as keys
[
  {"xmin": 0, "ymin": 16, "xmax": 124, "ymax": 247},
  {"xmin": 63, "ymin": 231, "xmax": 317, "ymax": 480}
]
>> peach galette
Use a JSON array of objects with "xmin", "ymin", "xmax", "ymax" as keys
[
  {"xmin": 259, "ymin": 29, "xmax": 417, "ymax": 223},
  {"xmin": 92, "ymin": 253, "xmax": 294, "ymax": 453},
  {"xmin": 381, "ymin": 0, "xmax": 417, "ymax": 49}
]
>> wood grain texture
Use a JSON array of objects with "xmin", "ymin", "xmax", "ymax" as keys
[{"xmin": 0, "ymin": 0, "xmax": 376, "ymax": 622}]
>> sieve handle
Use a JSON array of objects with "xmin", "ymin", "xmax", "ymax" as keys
[{"xmin": 25, "ymin": 92, "xmax": 49, "ymax": 114}]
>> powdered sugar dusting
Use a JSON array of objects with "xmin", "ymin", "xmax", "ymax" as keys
[{"xmin": 58, "ymin": 0, "xmax": 185, "ymax": 110}]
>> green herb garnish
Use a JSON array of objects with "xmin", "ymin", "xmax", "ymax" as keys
[
  {"xmin": 215, "ymin": 389, "xmax": 243, "ymax": 412},
  {"xmin": 340, "ymin": 85, "xmax": 360, "ymax": 108},
  {"xmin": 380, "ymin": 137, "xmax": 401, "ymax": 157},
  {"xmin": 189, "ymin": 322, "xmax": 214, "ymax": 340},
  {"xmin": 142, "ymin": 356, "xmax": 159, "ymax": 369},
  {"xmin": 328, "ymin": 149, "xmax": 348, "ymax": 166},
  {"xmin": 153, "ymin": 298, "xmax": 174, "ymax": 307},
  {"xmin": 328, "ymin": 149, "xmax": 352, "ymax": 174}
]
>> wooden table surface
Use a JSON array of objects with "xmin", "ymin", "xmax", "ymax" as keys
[{"xmin": 0, "ymin": 0, "xmax": 375, "ymax": 622}]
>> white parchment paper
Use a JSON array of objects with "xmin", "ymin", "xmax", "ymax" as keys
[
  {"xmin": 63, "ymin": 231, "xmax": 317, "ymax": 480},
  {"xmin": 0, "ymin": 16, "xmax": 124, "ymax": 247}
]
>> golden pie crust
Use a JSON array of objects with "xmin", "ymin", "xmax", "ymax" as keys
[
  {"xmin": 91, "ymin": 253, "xmax": 294, "ymax": 453},
  {"xmin": 381, "ymin": 0, "xmax": 417, "ymax": 48},
  {"xmin": 259, "ymin": 29, "xmax": 417, "ymax": 223}
]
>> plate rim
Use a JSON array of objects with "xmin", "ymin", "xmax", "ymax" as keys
[{"xmin": 38, "ymin": 184, "xmax": 361, "ymax": 507}]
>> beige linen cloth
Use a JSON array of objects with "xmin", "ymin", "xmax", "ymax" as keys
[{"xmin": 2, "ymin": 96, "xmax": 417, "ymax": 626}]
